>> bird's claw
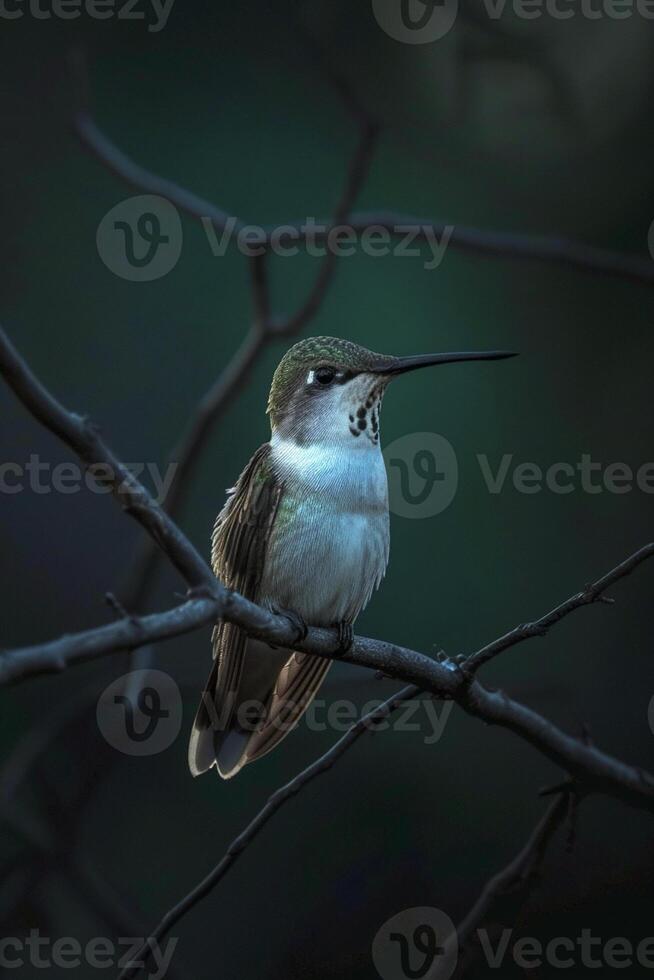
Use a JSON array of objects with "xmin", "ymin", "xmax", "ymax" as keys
[
  {"xmin": 272, "ymin": 606, "xmax": 308, "ymax": 645},
  {"xmin": 333, "ymin": 620, "xmax": 354, "ymax": 654}
]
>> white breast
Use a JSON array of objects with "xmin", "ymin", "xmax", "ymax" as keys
[{"xmin": 259, "ymin": 435, "xmax": 390, "ymax": 625}]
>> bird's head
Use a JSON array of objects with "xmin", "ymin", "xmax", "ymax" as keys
[{"xmin": 267, "ymin": 336, "xmax": 516, "ymax": 447}]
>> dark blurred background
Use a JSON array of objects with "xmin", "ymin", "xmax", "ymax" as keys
[{"xmin": 1, "ymin": 1, "xmax": 653, "ymax": 977}]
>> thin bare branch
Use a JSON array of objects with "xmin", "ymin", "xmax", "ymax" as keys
[
  {"xmin": 0, "ymin": 598, "xmax": 217, "ymax": 686},
  {"xmin": 276, "ymin": 117, "xmax": 380, "ymax": 335},
  {"xmin": 116, "ymin": 684, "xmax": 419, "ymax": 980},
  {"xmin": 464, "ymin": 542, "xmax": 654, "ymax": 673},
  {"xmin": 119, "ymin": 325, "xmax": 266, "ymax": 609},
  {"xmin": 4, "ymin": 588, "xmax": 651, "ymax": 810},
  {"xmin": 452, "ymin": 793, "xmax": 572, "ymax": 977},
  {"xmin": 74, "ymin": 116, "xmax": 654, "ymax": 287},
  {"xmin": 249, "ymin": 251, "xmax": 272, "ymax": 330},
  {"xmin": 111, "ymin": 84, "xmax": 379, "ymax": 612},
  {"xmin": 2, "ymin": 326, "xmax": 654, "ymax": 815},
  {"xmin": 341, "ymin": 213, "xmax": 654, "ymax": 286},
  {"xmin": 7, "ymin": 50, "xmax": 642, "ymax": 980},
  {"xmin": 76, "ymin": 112, "xmax": 241, "ymax": 235},
  {"xmin": 0, "ymin": 328, "xmax": 213, "ymax": 595},
  {"xmin": 457, "ymin": 793, "xmax": 571, "ymax": 947},
  {"xmin": 1, "ymin": 791, "xmax": 192, "ymax": 978}
]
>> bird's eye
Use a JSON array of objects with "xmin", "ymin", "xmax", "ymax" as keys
[{"xmin": 314, "ymin": 367, "xmax": 336, "ymax": 386}]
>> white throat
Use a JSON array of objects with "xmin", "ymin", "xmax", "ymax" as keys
[{"xmin": 270, "ymin": 430, "xmax": 388, "ymax": 512}]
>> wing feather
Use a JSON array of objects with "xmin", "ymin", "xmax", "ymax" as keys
[
  {"xmin": 188, "ymin": 444, "xmax": 283, "ymax": 775},
  {"xmin": 189, "ymin": 442, "xmax": 336, "ymax": 778}
]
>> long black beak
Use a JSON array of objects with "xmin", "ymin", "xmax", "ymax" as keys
[{"xmin": 373, "ymin": 350, "xmax": 518, "ymax": 376}]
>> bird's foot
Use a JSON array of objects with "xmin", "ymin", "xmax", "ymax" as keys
[
  {"xmin": 333, "ymin": 620, "xmax": 354, "ymax": 655},
  {"xmin": 272, "ymin": 605, "xmax": 308, "ymax": 645}
]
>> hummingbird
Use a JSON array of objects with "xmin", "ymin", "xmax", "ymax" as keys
[{"xmin": 188, "ymin": 336, "xmax": 515, "ymax": 779}]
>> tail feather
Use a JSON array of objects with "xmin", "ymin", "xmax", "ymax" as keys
[
  {"xmin": 188, "ymin": 659, "xmax": 220, "ymax": 776},
  {"xmin": 240, "ymin": 653, "xmax": 331, "ymax": 766},
  {"xmin": 188, "ymin": 634, "xmax": 332, "ymax": 779}
]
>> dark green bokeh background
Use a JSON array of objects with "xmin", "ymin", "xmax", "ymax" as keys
[{"xmin": 1, "ymin": 2, "xmax": 653, "ymax": 977}]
